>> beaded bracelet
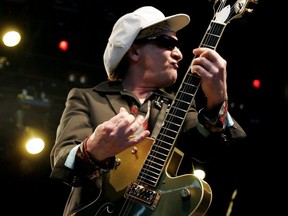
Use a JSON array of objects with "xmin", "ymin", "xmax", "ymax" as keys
[{"xmin": 81, "ymin": 137, "xmax": 115, "ymax": 173}]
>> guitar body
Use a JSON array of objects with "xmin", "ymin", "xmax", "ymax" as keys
[
  {"xmin": 114, "ymin": 174, "xmax": 211, "ymax": 216},
  {"xmin": 73, "ymin": 138, "xmax": 212, "ymax": 216}
]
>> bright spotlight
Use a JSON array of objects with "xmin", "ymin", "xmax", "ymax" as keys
[
  {"xmin": 2, "ymin": 31, "xmax": 21, "ymax": 47},
  {"xmin": 25, "ymin": 138, "xmax": 45, "ymax": 155}
]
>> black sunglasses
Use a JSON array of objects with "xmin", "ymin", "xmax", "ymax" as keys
[{"xmin": 135, "ymin": 35, "xmax": 180, "ymax": 51}]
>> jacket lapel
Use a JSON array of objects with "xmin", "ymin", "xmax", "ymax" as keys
[{"xmin": 106, "ymin": 94, "xmax": 130, "ymax": 114}]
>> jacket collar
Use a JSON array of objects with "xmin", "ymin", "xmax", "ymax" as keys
[{"xmin": 92, "ymin": 80, "xmax": 174, "ymax": 113}]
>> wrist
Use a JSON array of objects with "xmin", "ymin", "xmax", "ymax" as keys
[
  {"xmin": 198, "ymin": 99, "xmax": 228, "ymax": 133},
  {"xmin": 76, "ymin": 137, "xmax": 115, "ymax": 178},
  {"xmin": 82, "ymin": 137, "xmax": 115, "ymax": 171},
  {"xmin": 204, "ymin": 98, "xmax": 228, "ymax": 118}
]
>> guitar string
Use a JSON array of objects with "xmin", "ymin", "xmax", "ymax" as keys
[
  {"xmin": 119, "ymin": 102, "xmax": 153, "ymax": 215},
  {"xmin": 118, "ymin": 105, "xmax": 149, "ymax": 215}
]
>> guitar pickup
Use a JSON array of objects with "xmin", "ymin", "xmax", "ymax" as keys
[{"xmin": 124, "ymin": 181, "xmax": 161, "ymax": 210}]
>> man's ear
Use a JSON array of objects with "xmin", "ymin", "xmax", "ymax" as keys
[{"xmin": 127, "ymin": 44, "xmax": 140, "ymax": 62}]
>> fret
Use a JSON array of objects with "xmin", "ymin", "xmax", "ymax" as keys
[
  {"xmin": 141, "ymin": 167, "xmax": 159, "ymax": 176},
  {"xmin": 181, "ymin": 82, "xmax": 199, "ymax": 91},
  {"xmin": 201, "ymin": 44, "xmax": 215, "ymax": 49},
  {"xmin": 145, "ymin": 157, "xmax": 164, "ymax": 167},
  {"xmin": 165, "ymin": 118, "xmax": 184, "ymax": 128},
  {"xmin": 175, "ymin": 95, "xmax": 193, "ymax": 104},
  {"xmin": 172, "ymin": 99, "xmax": 191, "ymax": 108},
  {"xmin": 148, "ymin": 156, "xmax": 166, "ymax": 165},
  {"xmin": 182, "ymin": 80, "xmax": 199, "ymax": 89},
  {"xmin": 150, "ymin": 147, "xmax": 170, "ymax": 157},
  {"xmin": 150, "ymin": 149, "xmax": 168, "ymax": 158},
  {"xmin": 155, "ymin": 134, "xmax": 176, "ymax": 144},
  {"xmin": 167, "ymin": 106, "xmax": 187, "ymax": 117},
  {"xmin": 139, "ymin": 173, "xmax": 158, "ymax": 183},
  {"xmin": 140, "ymin": 169, "xmax": 159, "ymax": 179},
  {"xmin": 154, "ymin": 140, "xmax": 174, "ymax": 151},
  {"xmin": 201, "ymin": 21, "xmax": 226, "ymax": 48},
  {"xmin": 178, "ymin": 90, "xmax": 195, "ymax": 98},
  {"xmin": 164, "ymin": 119, "xmax": 183, "ymax": 129},
  {"xmin": 139, "ymin": 171, "xmax": 161, "ymax": 182},
  {"xmin": 169, "ymin": 103, "xmax": 190, "ymax": 114},
  {"xmin": 142, "ymin": 164, "xmax": 161, "ymax": 173},
  {"xmin": 140, "ymin": 177, "xmax": 157, "ymax": 186},
  {"xmin": 162, "ymin": 121, "xmax": 180, "ymax": 130},
  {"xmin": 150, "ymin": 146, "xmax": 170, "ymax": 154},
  {"xmin": 145, "ymin": 161, "xmax": 165, "ymax": 172},
  {"xmin": 187, "ymin": 73, "xmax": 201, "ymax": 84},
  {"xmin": 139, "ymin": 176, "xmax": 157, "ymax": 185},
  {"xmin": 158, "ymin": 125, "xmax": 179, "ymax": 135},
  {"xmin": 148, "ymin": 154, "xmax": 166, "ymax": 163},
  {"xmin": 152, "ymin": 142, "xmax": 171, "ymax": 150},
  {"xmin": 157, "ymin": 126, "xmax": 178, "ymax": 136},
  {"xmin": 209, "ymin": 21, "xmax": 226, "ymax": 35}
]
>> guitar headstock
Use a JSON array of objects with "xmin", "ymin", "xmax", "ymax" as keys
[{"xmin": 213, "ymin": 0, "xmax": 258, "ymax": 24}]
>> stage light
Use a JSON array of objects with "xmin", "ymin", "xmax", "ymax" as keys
[
  {"xmin": 58, "ymin": 39, "xmax": 69, "ymax": 51},
  {"xmin": 79, "ymin": 75, "xmax": 87, "ymax": 84},
  {"xmin": 25, "ymin": 137, "xmax": 45, "ymax": 155},
  {"xmin": 20, "ymin": 127, "xmax": 47, "ymax": 156},
  {"xmin": 2, "ymin": 30, "xmax": 21, "ymax": 47},
  {"xmin": 252, "ymin": 79, "xmax": 261, "ymax": 89}
]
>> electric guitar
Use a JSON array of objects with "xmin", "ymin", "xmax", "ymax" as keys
[{"xmin": 72, "ymin": 0, "xmax": 257, "ymax": 215}]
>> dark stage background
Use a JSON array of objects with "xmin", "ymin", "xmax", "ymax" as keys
[{"xmin": 0, "ymin": 0, "xmax": 286, "ymax": 215}]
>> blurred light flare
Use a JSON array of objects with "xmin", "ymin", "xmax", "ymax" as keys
[
  {"xmin": 2, "ymin": 30, "xmax": 21, "ymax": 47},
  {"xmin": 25, "ymin": 137, "xmax": 45, "ymax": 155},
  {"xmin": 58, "ymin": 40, "xmax": 69, "ymax": 51},
  {"xmin": 252, "ymin": 79, "xmax": 261, "ymax": 89}
]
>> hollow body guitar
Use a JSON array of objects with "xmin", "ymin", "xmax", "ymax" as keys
[{"xmin": 72, "ymin": 1, "xmax": 256, "ymax": 215}]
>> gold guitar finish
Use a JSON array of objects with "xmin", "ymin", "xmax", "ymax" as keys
[
  {"xmin": 73, "ymin": 138, "xmax": 212, "ymax": 216},
  {"xmin": 110, "ymin": 138, "xmax": 155, "ymax": 193},
  {"xmin": 109, "ymin": 138, "xmax": 212, "ymax": 216}
]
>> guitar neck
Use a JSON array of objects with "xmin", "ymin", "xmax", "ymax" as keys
[
  {"xmin": 136, "ymin": 0, "xmax": 257, "ymax": 188},
  {"xmin": 137, "ymin": 20, "xmax": 226, "ymax": 187}
]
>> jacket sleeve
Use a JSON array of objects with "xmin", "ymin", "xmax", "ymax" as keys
[
  {"xmin": 179, "ymin": 104, "xmax": 247, "ymax": 164},
  {"xmin": 50, "ymin": 88, "xmax": 98, "ymax": 186}
]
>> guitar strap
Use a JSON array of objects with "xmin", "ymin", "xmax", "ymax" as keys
[{"xmin": 151, "ymin": 97, "xmax": 169, "ymax": 139}]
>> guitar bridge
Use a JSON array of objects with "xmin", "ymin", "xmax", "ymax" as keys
[{"xmin": 124, "ymin": 181, "xmax": 161, "ymax": 210}]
